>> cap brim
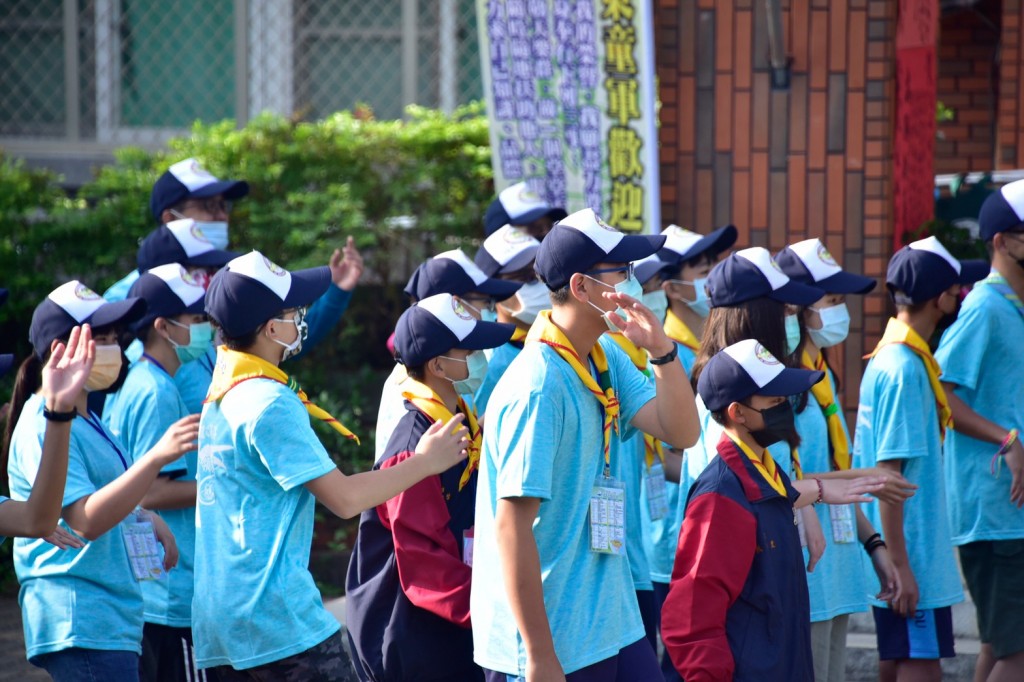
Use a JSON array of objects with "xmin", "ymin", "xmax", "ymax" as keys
[
  {"xmin": 760, "ymin": 367, "xmax": 826, "ymax": 398},
  {"xmin": 675, "ymin": 225, "xmax": 739, "ymax": 263},
  {"xmin": 189, "ymin": 179, "xmax": 250, "ymax": 201},
  {"xmin": 606, "ymin": 234, "xmax": 667, "ymax": 264},
  {"xmin": 767, "ymin": 279, "xmax": 826, "ymax": 306},
  {"xmin": 958, "ymin": 260, "xmax": 990, "ymax": 286},
  {"xmin": 184, "ymin": 248, "xmax": 241, "ymax": 268},
  {"xmin": 816, "ymin": 270, "xmax": 877, "ymax": 295},
  {"xmin": 475, "ymin": 277, "xmax": 524, "ymax": 299},
  {"xmin": 457, "ymin": 321, "xmax": 516, "ymax": 351},
  {"xmin": 183, "ymin": 296, "xmax": 207, "ymax": 316},
  {"xmin": 282, "ymin": 266, "xmax": 332, "ymax": 309},
  {"xmin": 90, "ymin": 297, "xmax": 147, "ymax": 330},
  {"xmin": 0, "ymin": 354, "xmax": 14, "ymax": 379},
  {"xmin": 635, "ymin": 258, "xmax": 670, "ymax": 285},
  {"xmin": 510, "ymin": 206, "xmax": 552, "ymax": 226}
]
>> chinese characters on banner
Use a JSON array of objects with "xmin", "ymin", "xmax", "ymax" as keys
[{"xmin": 476, "ymin": 0, "xmax": 660, "ymax": 233}]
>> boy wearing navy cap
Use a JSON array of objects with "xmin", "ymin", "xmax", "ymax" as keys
[
  {"xmin": 471, "ymin": 208, "xmax": 701, "ymax": 680},
  {"xmin": 482, "ymin": 181, "xmax": 568, "ymax": 239},
  {"xmin": 346, "ymin": 293, "xmax": 514, "ymax": 681},
  {"xmin": 934, "ymin": 179, "xmax": 1024, "ymax": 682},
  {"xmin": 102, "ymin": 263, "xmax": 211, "ymax": 682},
  {"xmin": 855, "ymin": 236, "xmax": 986, "ymax": 681},
  {"xmin": 194, "ymin": 251, "xmax": 469, "ymax": 678},
  {"xmin": 662, "ymin": 339, "xmax": 882, "ymax": 681}
]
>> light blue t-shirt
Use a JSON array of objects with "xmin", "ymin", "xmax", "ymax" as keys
[
  {"xmin": 853, "ymin": 343, "xmax": 964, "ymax": 610},
  {"xmin": 935, "ymin": 281, "xmax": 1024, "ymax": 544},
  {"xmin": 8, "ymin": 394, "xmax": 143, "ymax": 658},
  {"xmin": 193, "ymin": 375, "xmax": 340, "ymax": 670},
  {"xmin": 474, "ymin": 341, "xmax": 524, "ymax": 415},
  {"xmin": 793, "ymin": 368, "xmax": 869, "ymax": 622},
  {"xmin": 471, "ymin": 340, "xmax": 655, "ymax": 675},
  {"xmin": 640, "ymin": 341, "xmax": 696, "ymax": 583},
  {"xmin": 104, "ymin": 359, "xmax": 197, "ymax": 627}
]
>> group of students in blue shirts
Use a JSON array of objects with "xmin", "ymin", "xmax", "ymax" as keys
[{"xmin": 3, "ymin": 161, "xmax": 1024, "ymax": 682}]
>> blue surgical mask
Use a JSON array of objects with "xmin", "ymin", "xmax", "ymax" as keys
[
  {"xmin": 807, "ymin": 303, "xmax": 850, "ymax": 348},
  {"xmin": 642, "ymin": 290, "xmax": 668, "ymax": 322},
  {"xmin": 785, "ymin": 314, "xmax": 801, "ymax": 355},
  {"xmin": 666, "ymin": 277, "xmax": 711, "ymax": 318},
  {"xmin": 166, "ymin": 319, "xmax": 213, "ymax": 364},
  {"xmin": 479, "ymin": 308, "xmax": 498, "ymax": 323},
  {"xmin": 510, "ymin": 281, "xmax": 551, "ymax": 325},
  {"xmin": 195, "ymin": 221, "xmax": 229, "ymax": 250},
  {"xmin": 585, "ymin": 273, "xmax": 642, "ymax": 332},
  {"xmin": 442, "ymin": 351, "xmax": 489, "ymax": 394}
]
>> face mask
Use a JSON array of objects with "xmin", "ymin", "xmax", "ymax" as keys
[
  {"xmin": 270, "ymin": 308, "xmax": 308, "ymax": 361},
  {"xmin": 784, "ymin": 314, "xmax": 801, "ymax": 355},
  {"xmin": 585, "ymin": 274, "xmax": 642, "ymax": 332},
  {"xmin": 194, "ymin": 221, "xmax": 229, "ymax": 250},
  {"xmin": 441, "ymin": 351, "xmax": 489, "ymax": 394},
  {"xmin": 744, "ymin": 400, "xmax": 797, "ymax": 449},
  {"xmin": 642, "ymin": 290, "xmax": 668, "ymax": 322},
  {"xmin": 510, "ymin": 281, "xmax": 550, "ymax": 325},
  {"xmin": 667, "ymin": 278, "xmax": 711, "ymax": 318},
  {"xmin": 85, "ymin": 344, "xmax": 124, "ymax": 392},
  {"xmin": 479, "ymin": 308, "xmax": 498, "ymax": 323},
  {"xmin": 807, "ymin": 303, "xmax": 850, "ymax": 348},
  {"xmin": 166, "ymin": 319, "xmax": 214, "ymax": 363}
]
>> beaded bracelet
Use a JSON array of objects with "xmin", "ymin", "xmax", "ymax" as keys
[{"xmin": 813, "ymin": 478, "xmax": 824, "ymax": 505}]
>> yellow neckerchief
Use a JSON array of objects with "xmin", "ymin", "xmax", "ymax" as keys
[
  {"xmin": 728, "ymin": 432, "xmax": 787, "ymax": 497},
  {"xmin": 401, "ymin": 379, "xmax": 480, "ymax": 491},
  {"xmin": 607, "ymin": 332, "xmax": 664, "ymax": 469},
  {"xmin": 866, "ymin": 317, "xmax": 953, "ymax": 441},
  {"xmin": 206, "ymin": 346, "xmax": 359, "ymax": 443},
  {"xmin": 664, "ymin": 308, "xmax": 700, "ymax": 352},
  {"xmin": 801, "ymin": 348, "xmax": 851, "ymax": 471},
  {"xmin": 527, "ymin": 310, "xmax": 620, "ymax": 467},
  {"xmin": 510, "ymin": 327, "xmax": 528, "ymax": 346}
]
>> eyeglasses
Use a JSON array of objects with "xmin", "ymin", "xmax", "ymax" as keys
[
  {"xmin": 459, "ymin": 296, "xmax": 497, "ymax": 314},
  {"xmin": 584, "ymin": 263, "xmax": 634, "ymax": 281},
  {"xmin": 181, "ymin": 198, "xmax": 233, "ymax": 215}
]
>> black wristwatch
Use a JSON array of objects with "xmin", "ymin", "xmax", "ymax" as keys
[
  {"xmin": 43, "ymin": 406, "xmax": 77, "ymax": 422},
  {"xmin": 648, "ymin": 345, "xmax": 679, "ymax": 366}
]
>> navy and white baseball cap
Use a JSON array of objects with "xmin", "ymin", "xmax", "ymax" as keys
[
  {"xmin": 404, "ymin": 249, "xmax": 522, "ymax": 301},
  {"xmin": 205, "ymin": 251, "xmax": 330, "ymax": 337},
  {"xmin": 534, "ymin": 208, "xmax": 666, "ymax": 291},
  {"xmin": 29, "ymin": 281, "xmax": 146, "ymax": 359},
  {"xmin": 775, "ymin": 238, "xmax": 876, "ymax": 295},
  {"xmin": 698, "ymin": 339, "xmax": 825, "ymax": 412},
  {"xmin": 394, "ymin": 293, "xmax": 515, "ymax": 367},
  {"xmin": 150, "ymin": 158, "xmax": 249, "ymax": 220},
  {"xmin": 658, "ymin": 224, "xmax": 738, "ymax": 265},
  {"xmin": 634, "ymin": 254, "xmax": 671, "ymax": 285},
  {"xmin": 886, "ymin": 236, "xmax": 988, "ymax": 304},
  {"xmin": 128, "ymin": 263, "xmax": 207, "ymax": 330},
  {"xmin": 137, "ymin": 219, "xmax": 239, "ymax": 271},
  {"xmin": 978, "ymin": 179, "xmax": 1024, "ymax": 241},
  {"xmin": 483, "ymin": 181, "xmax": 568, "ymax": 236},
  {"xmin": 474, "ymin": 225, "xmax": 541, "ymax": 277},
  {"xmin": 706, "ymin": 247, "xmax": 824, "ymax": 308}
]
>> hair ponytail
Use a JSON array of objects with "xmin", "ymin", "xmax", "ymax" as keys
[{"xmin": 2, "ymin": 354, "xmax": 45, "ymax": 490}]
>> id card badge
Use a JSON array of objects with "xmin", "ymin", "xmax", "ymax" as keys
[
  {"xmin": 590, "ymin": 476, "xmax": 626, "ymax": 555},
  {"xmin": 644, "ymin": 462, "xmax": 670, "ymax": 521},
  {"xmin": 121, "ymin": 510, "xmax": 165, "ymax": 582},
  {"xmin": 462, "ymin": 527, "xmax": 474, "ymax": 567},
  {"xmin": 830, "ymin": 504, "xmax": 856, "ymax": 544},
  {"xmin": 795, "ymin": 509, "xmax": 808, "ymax": 548}
]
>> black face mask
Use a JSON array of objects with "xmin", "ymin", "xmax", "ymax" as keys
[{"xmin": 744, "ymin": 400, "xmax": 797, "ymax": 449}]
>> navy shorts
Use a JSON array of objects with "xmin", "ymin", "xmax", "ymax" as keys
[
  {"xmin": 483, "ymin": 637, "xmax": 659, "ymax": 682},
  {"xmin": 872, "ymin": 606, "xmax": 955, "ymax": 661}
]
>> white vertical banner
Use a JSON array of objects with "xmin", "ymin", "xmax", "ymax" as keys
[{"xmin": 476, "ymin": 0, "xmax": 660, "ymax": 234}]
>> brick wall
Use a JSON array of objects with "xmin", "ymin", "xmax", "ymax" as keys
[
  {"xmin": 998, "ymin": 0, "xmax": 1024, "ymax": 168},
  {"xmin": 655, "ymin": 0, "xmax": 899, "ymax": 415},
  {"xmin": 935, "ymin": 1, "xmax": 1000, "ymax": 174}
]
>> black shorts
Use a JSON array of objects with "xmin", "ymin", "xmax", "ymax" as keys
[
  {"xmin": 211, "ymin": 633, "xmax": 357, "ymax": 682},
  {"xmin": 960, "ymin": 539, "xmax": 1024, "ymax": 658}
]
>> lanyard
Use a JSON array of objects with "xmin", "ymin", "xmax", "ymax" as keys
[
  {"xmin": 141, "ymin": 353, "xmax": 170, "ymax": 377},
  {"xmin": 81, "ymin": 412, "xmax": 130, "ymax": 471}
]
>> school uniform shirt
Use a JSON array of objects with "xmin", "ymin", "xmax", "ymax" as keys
[
  {"xmin": 471, "ymin": 340, "xmax": 655, "ymax": 676},
  {"xmin": 104, "ymin": 359, "xmax": 196, "ymax": 628},
  {"xmin": 663, "ymin": 434, "xmax": 811, "ymax": 681},
  {"xmin": 792, "ymin": 371, "xmax": 869, "ymax": 622},
  {"xmin": 375, "ymin": 364, "xmax": 410, "ymax": 461},
  {"xmin": 192, "ymin": 377, "xmax": 340, "ymax": 670},
  {"xmin": 853, "ymin": 344, "xmax": 964, "ymax": 610},
  {"xmin": 473, "ymin": 340, "xmax": 524, "ymax": 415},
  {"xmin": 934, "ymin": 280, "xmax": 1024, "ymax": 544},
  {"xmin": 346, "ymin": 404, "xmax": 480, "ymax": 681},
  {"xmin": 641, "ymin": 341, "xmax": 696, "ymax": 584},
  {"xmin": 7, "ymin": 394, "xmax": 143, "ymax": 658}
]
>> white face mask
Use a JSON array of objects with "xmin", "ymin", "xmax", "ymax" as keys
[
  {"xmin": 269, "ymin": 308, "xmax": 308, "ymax": 361},
  {"xmin": 807, "ymin": 302, "xmax": 850, "ymax": 348},
  {"xmin": 508, "ymin": 281, "xmax": 550, "ymax": 325},
  {"xmin": 641, "ymin": 290, "xmax": 668, "ymax": 322}
]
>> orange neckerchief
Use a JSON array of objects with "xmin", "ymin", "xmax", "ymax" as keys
[
  {"xmin": 206, "ymin": 346, "xmax": 359, "ymax": 443},
  {"xmin": 866, "ymin": 317, "xmax": 953, "ymax": 441},
  {"xmin": 607, "ymin": 332, "xmax": 664, "ymax": 469},
  {"xmin": 528, "ymin": 311, "xmax": 620, "ymax": 467},
  {"xmin": 801, "ymin": 349, "xmax": 851, "ymax": 471},
  {"xmin": 728, "ymin": 432, "xmax": 787, "ymax": 497},
  {"xmin": 664, "ymin": 308, "xmax": 700, "ymax": 352},
  {"xmin": 510, "ymin": 327, "xmax": 528, "ymax": 345},
  {"xmin": 401, "ymin": 379, "xmax": 480, "ymax": 490}
]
